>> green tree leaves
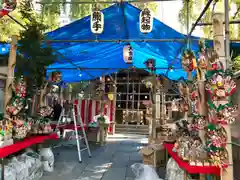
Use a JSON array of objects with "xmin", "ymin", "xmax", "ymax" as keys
[{"xmin": 15, "ymin": 0, "xmax": 56, "ymax": 97}]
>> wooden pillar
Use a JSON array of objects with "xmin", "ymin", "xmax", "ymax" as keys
[
  {"xmin": 68, "ymin": 84, "xmax": 72, "ymax": 101},
  {"xmin": 162, "ymin": 92, "xmax": 166, "ymax": 124},
  {"xmin": 151, "ymin": 75, "xmax": 157, "ymax": 138},
  {"xmin": 156, "ymin": 91, "xmax": 160, "ymax": 123},
  {"xmin": 167, "ymin": 105, "xmax": 172, "ymax": 120},
  {"xmin": 111, "ymin": 73, "xmax": 117, "ymax": 135},
  {"xmin": 4, "ymin": 36, "xmax": 17, "ymax": 114},
  {"xmin": 212, "ymin": 12, "xmax": 233, "ymax": 180},
  {"xmin": 100, "ymin": 75, "xmax": 105, "ymax": 114}
]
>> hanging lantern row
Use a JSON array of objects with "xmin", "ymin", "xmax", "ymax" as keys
[
  {"xmin": 123, "ymin": 45, "xmax": 133, "ymax": 64},
  {"xmin": 139, "ymin": 7, "xmax": 153, "ymax": 34},
  {"xmin": 90, "ymin": 6, "xmax": 104, "ymax": 34},
  {"xmin": 90, "ymin": 7, "xmax": 153, "ymax": 34},
  {"xmin": 0, "ymin": 0, "xmax": 17, "ymax": 18}
]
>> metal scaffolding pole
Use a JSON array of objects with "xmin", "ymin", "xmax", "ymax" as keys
[
  {"xmin": 47, "ymin": 67, "xmax": 183, "ymax": 70},
  {"xmin": 166, "ymin": 0, "xmax": 213, "ymax": 75},
  {"xmin": 196, "ymin": 20, "xmax": 240, "ymax": 26},
  {"xmin": 36, "ymin": 0, "xmax": 179, "ymax": 5},
  {"xmin": 132, "ymin": 78, "xmax": 134, "ymax": 112},
  {"xmin": 44, "ymin": 38, "xmax": 198, "ymax": 43},
  {"xmin": 188, "ymin": 0, "xmax": 214, "ymax": 36},
  {"xmin": 126, "ymin": 71, "xmax": 129, "ymax": 122},
  {"xmin": 186, "ymin": 0, "xmax": 190, "ymax": 48},
  {"xmin": 225, "ymin": 0, "xmax": 230, "ymax": 69},
  {"xmin": 137, "ymin": 78, "xmax": 140, "ymax": 114}
]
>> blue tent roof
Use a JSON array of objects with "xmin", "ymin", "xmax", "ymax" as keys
[
  {"xmin": 47, "ymin": 3, "xmax": 194, "ymax": 82},
  {"xmin": 0, "ymin": 43, "xmax": 10, "ymax": 55},
  {"xmin": 1, "ymin": 3, "xmax": 240, "ymax": 82}
]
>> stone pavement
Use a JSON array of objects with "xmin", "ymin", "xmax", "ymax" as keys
[{"xmin": 40, "ymin": 134, "xmax": 150, "ymax": 180}]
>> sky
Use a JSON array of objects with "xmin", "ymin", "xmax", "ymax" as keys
[
  {"xmin": 32, "ymin": 0, "xmax": 205, "ymax": 37},
  {"xmin": 155, "ymin": 1, "xmax": 204, "ymax": 37}
]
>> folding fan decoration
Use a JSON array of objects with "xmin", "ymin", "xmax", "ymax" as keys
[
  {"xmin": 205, "ymin": 124, "xmax": 229, "ymax": 168},
  {"xmin": 204, "ymin": 43, "xmax": 237, "ymax": 168},
  {"xmin": 205, "ymin": 72, "xmax": 236, "ymax": 115},
  {"xmin": 6, "ymin": 77, "xmax": 27, "ymax": 116},
  {"xmin": 0, "ymin": 0, "xmax": 17, "ymax": 18},
  {"xmin": 191, "ymin": 115, "xmax": 207, "ymax": 131}
]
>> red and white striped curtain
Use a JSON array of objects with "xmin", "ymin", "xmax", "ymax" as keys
[
  {"xmin": 74, "ymin": 99, "xmax": 114, "ymax": 133},
  {"xmin": 31, "ymin": 95, "xmax": 114, "ymax": 133}
]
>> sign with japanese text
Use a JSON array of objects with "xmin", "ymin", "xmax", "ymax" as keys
[
  {"xmin": 123, "ymin": 45, "xmax": 133, "ymax": 64},
  {"xmin": 91, "ymin": 9, "xmax": 104, "ymax": 34},
  {"xmin": 139, "ymin": 8, "xmax": 153, "ymax": 34}
]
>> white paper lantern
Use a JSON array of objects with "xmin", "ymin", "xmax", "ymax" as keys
[
  {"xmin": 123, "ymin": 45, "xmax": 133, "ymax": 64},
  {"xmin": 90, "ymin": 9, "xmax": 104, "ymax": 34},
  {"xmin": 139, "ymin": 8, "xmax": 153, "ymax": 33}
]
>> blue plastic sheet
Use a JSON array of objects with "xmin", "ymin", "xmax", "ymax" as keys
[
  {"xmin": 0, "ymin": 43, "xmax": 10, "ymax": 55},
  {"xmin": 46, "ymin": 3, "xmax": 194, "ymax": 82},
  {"xmin": 3, "ymin": 3, "xmax": 240, "ymax": 82}
]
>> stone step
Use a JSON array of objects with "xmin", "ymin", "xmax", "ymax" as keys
[
  {"xmin": 115, "ymin": 128, "xmax": 148, "ymax": 132},
  {"xmin": 115, "ymin": 124, "xmax": 149, "ymax": 135},
  {"xmin": 115, "ymin": 127, "xmax": 148, "ymax": 131},
  {"xmin": 115, "ymin": 124, "xmax": 149, "ymax": 129},
  {"xmin": 115, "ymin": 129, "xmax": 149, "ymax": 135},
  {"xmin": 115, "ymin": 130, "xmax": 149, "ymax": 135}
]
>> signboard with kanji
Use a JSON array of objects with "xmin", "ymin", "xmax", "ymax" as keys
[
  {"xmin": 139, "ymin": 8, "xmax": 153, "ymax": 34},
  {"xmin": 90, "ymin": 10, "xmax": 104, "ymax": 34},
  {"xmin": 123, "ymin": 45, "xmax": 133, "ymax": 64}
]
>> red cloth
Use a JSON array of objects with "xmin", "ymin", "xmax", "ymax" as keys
[
  {"xmin": 0, "ymin": 133, "xmax": 58, "ymax": 158},
  {"xmin": 164, "ymin": 143, "xmax": 221, "ymax": 176}
]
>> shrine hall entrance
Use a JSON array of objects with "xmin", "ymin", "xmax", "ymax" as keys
[
  {"xmin": 115, "ymin": 69, "xmax": 151, "ymax": 125},
  {"xmin": 104, "ymin": 68, "xmax": 179, "ymax": 134}
]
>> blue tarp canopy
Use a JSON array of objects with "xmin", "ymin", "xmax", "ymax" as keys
[
  {"xmin": 1, "ymin": 3, "xmax": 240, "ymax": 82},
  {"xmin": 46, "ymin": 2, "xmax": 195, "ymax": 82},
  {"xmin": 0, "ymin": 43, "xmax": 10, "ymax": 55}
]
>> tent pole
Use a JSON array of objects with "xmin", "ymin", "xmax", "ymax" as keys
[
  {"xmin": 187, "ymin": 0, "xmax": 214, "ymax": 36},
  {"xmin": 196, "ymin": 20, "xmax": 240, "ymax": 26},
  {"xmin": 166, "ymin": 0, "xmax": 214, "ymax": 75},
  {"xmin": 186, "ymin": 0, "xmax": 190, "ymax": 48},
  {"xmin": 36, "ymin": 0, "xmax": 179, "ymax": 5},
  {"xmin": 125, "ymin": 70, "xmax": 129, "ymax": 124},
  {"xmin": 111, "ymin": 72, "xmax": 117, "ymax": 134},
  {"xmin": 225, "ymin": 0, "xmax": 230, "ymax": 69},
  {"xmin": 44, "ymin": 38, "xmax": 199, "ymax": 43},
  {"xmin": 47, "ymin": 67, "xmax": 183, "ymax": 70}
]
